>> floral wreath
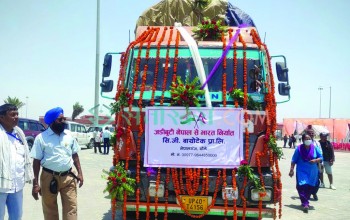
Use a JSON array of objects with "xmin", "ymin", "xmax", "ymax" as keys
[
  {"xmin": 102, "ymin": 162, "xmax": 136, "ymax": 203},
  {"xmin": 170, "ymin": 76, "xmax": 204, "ymax": 110},
  {"xmin": 193, "ymin": 17, "xmax": 228, "ymax": 41}
]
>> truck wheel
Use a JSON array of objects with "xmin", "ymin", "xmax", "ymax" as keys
[{"xmin": 87, "ymin": 139, "xmax": 94, "ymax": 149}]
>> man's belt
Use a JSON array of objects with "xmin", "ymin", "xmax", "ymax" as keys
[
  {"xmin": 43, "ymin": 167, "xmax": 71, "ymax": 176},
  {"xmin": 43, "ymin": 167, "xmax": 79, "ymax": 180}
]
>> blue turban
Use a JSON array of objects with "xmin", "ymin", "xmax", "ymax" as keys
[{"xmin": 44, "ymin": 107, "xmax": 64, "ymax": 125}]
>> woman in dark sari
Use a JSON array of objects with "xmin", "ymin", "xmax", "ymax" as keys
[{"xmin": 289, "ymin": 134, "xmax": 323, "ymax": 213}]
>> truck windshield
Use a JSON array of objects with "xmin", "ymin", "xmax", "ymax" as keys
[{"xmin": 126, "ymin": 47, "xmax": 264, "ymax": 100}]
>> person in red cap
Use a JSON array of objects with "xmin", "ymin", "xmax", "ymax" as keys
[{"xmin": 30, "ymin": 107, "xmax": 84, "ymax": 220}]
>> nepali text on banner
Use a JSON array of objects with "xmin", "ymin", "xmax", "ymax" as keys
[{"xmin": 144, "ymin": 107, "xmax": 244, "ymax": 168}]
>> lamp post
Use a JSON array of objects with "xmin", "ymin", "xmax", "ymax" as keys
[
  {"xmin": 26, "ymin": 96, "xmax": 28, "ymax": 118},
  {"xmin": 318, "ymin": 87, "xmax": 323, "ymax": 118},
  {"xmin": 328, "ymin": 86, "xmax": 331, "ymax": 118},
  {"xmin": 94, "ymin": 0, "xmax": 100, "ymax": 126},
  {"xmin": 319, "ymin": 86, "xmax": 332, "ymax": 118}
]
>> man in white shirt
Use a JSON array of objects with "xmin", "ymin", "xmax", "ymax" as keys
[
  {"xmin": 102, "ymin": 127, "xmax": 112, "ymax": 155},
  {"xmin": 93, "ymin": 127, "xmax": 102, "ymax": 154},
  {"xmin": 0, "ymin": 104, "xmax": 34, "ymax": 220}
]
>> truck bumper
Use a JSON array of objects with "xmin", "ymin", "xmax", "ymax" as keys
[{"xmin": 125, "ymin": 202, "xmax": 275, "ymax": 218}]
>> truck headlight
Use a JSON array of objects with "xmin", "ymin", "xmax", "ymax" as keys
[
  {"xmin": 250, "ymin": 188, "xmax": 273, "ymax": 202},
  {"xmin": 222, "ymin": 186, "xmax": 238, "ymax": 201},
  {"xmin": 148, "ymin": 180, "xmax": 165, "ymax": 198}
]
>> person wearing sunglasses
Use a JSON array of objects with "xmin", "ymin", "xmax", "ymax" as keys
[
  {"xmin": 30, "ymin": 107, "xmax": 84, "ymax": 220},
  {"xmin": 0, "ymin": 104, "xmax": 34, "ymax": 220}
]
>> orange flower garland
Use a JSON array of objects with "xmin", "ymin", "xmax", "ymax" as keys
[
  {"xmin": 154, "ymin": 167, "xmax": 161, "ymax": 218},
  {"xmin": 221, "ymin": 32, "xmax": 227, "ymax": 107},
  {"xmin": 172, "ymin": 31, "xmax": 180, "ymax": 84},
  {"xmin": 222, "ymin": 168, "xmax": 228, "ymax": 217},
  {"xmin": 164, "ymin": 168, "xmax": 170, "ymax": 220},
  {"xmin": 205, "ymin": 168, "xmax": 209, "ymax": 195},
  {"xmin": 179, "ymin": 168, "xmax": 185, "ymax": 194},
  {"xmin": 127, "ymin": 27, "xmax": 156, "ymax": 219},
  {"xmin": 240, "ymin": 176, "xmax": 247, "ymax": 220},
  {"xmin": 232, "ymin": 169, "xmax": 237, "ymax": 220},
  {"xmin": 111, "ymin": 199, "xmax": 116, "ymax": 220},
  {"xmin": 151, "ymin": 27, "xmax": 167, "ymax": 105},
  {"xmin": 160, "ymin": 27, "xmax": 174, "ymax": 105}
]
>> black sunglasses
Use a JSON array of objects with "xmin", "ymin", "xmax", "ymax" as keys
[{"xmin": 57, "ymin": 117, "xmax": 66, "ymax": 122}]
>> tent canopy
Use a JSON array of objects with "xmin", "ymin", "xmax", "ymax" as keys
[
  {"xmin": 310, "ymin": 125, "xmax": 329, "ymax": 136},
  {"xmin": 283, "ymin": 118, "xmax": 350, "ymax": 142}
]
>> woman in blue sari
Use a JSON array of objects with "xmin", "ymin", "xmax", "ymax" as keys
[{"xmin": 289, "ymin": 134, "xmax": 323, "ymax": 213}]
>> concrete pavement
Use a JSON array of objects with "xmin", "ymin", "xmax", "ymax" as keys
[{"xmin": 6, "ymin": 142, "xmax": 350, "ymax": 219}]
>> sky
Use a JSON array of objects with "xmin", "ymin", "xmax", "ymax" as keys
[{"xmin": 1, "ymin": 0, "xmax": 349, "ymax": 123}]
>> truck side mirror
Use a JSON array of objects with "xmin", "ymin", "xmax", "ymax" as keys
[
  {"xmin": 102, "ymin": 54, "xmax": 112, "ymax": 77},
  {"xmin": 276, "ymin": 62, "xmax": 289, "ymax": 82},
  {"xmin": 100, "ymin": 80, "xmax": 114, "ymax": 92},
  {"xmin": 278, "ymin": 83, "xmax": 290, "ymax": 96}
]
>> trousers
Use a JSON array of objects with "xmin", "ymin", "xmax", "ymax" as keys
[
  {"xmin": 41, "ymin": 169, "xmax": 77, "ymax": 220},
  {"xmin": 297, "ymin": 184, "xmax": 314, "ymax": 207},
  {"xmin": 0, "ymin": 190, "xmax": 23, "ymax": 220},
  {"xmin": 103, "ymin": 138, "xmax": 110, "ymax": 154}
]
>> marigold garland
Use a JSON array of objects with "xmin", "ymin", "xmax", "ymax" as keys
[
  {"xmin": 160, "ymin": 26, "xmax": 173, "ymax": 105},
  {"xmin": 164, "ymin": 168, "xmax": 170, "ymax": 220},
  {"xmin": 232, "ymin": 169, "xmax": 237, "ymax": 220},
  {"xmin": 172, "ymin": 31, "xmax": 180, "ymax": 84},
  {"xmin": 222, "ymin": 32, "xmax": 227, "ymax": 107},
  {"xmin": 222, "ymin": 168, "xmax": 228, "ymax": 217},
  {"xmin": 151, "ymin": 27, "xmax": 167, "ymax": 105},
  {"xmin": 154, "ymin": 167, "xmax": 161, "ymax": 218},
  {"xmin": 240, "ymin": 176, "xmax": 248, "ymax": 219}
]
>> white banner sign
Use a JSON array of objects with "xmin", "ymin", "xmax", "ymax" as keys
[{"xmin": 144, "ymin": 107, "xmax": 243, "ymax": 168}]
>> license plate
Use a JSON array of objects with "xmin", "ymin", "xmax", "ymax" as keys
[{"xmin": 180, "ymin": 196, "xmax": 208, "ymax": 212}]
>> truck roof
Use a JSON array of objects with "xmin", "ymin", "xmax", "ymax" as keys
[{"xmin": 135, "ymin": 26, "xmax": 261, "ymax": 49}]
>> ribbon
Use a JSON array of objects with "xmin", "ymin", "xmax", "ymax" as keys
[{"xmin": 200, "ymin": 24, "xmax": 248, "ymax": 89}]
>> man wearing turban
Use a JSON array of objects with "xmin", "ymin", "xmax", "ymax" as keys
[
  {"xmin": 30, "ymin": 107, "xmax": 84, "ymax": 220},
  {"xmin": 0, "ymin": 104, "xmax": 34, "ymax": 220}
]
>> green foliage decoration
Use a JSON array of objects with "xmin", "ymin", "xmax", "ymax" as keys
[
  {"xmin": 237, "ymin": 160, "xmax": 264, "ymax": 191},
  {"xmin": 170, "ymin": 76, "xmax": 204, "ymax": 109},
  {"xmin": 267, "ymin": 134, "xmax": 283, "ymax": 160},
  {"xmin": 228, "ymin": 88, "xmax": 262, "ymax": 110},
  {"xmin": 109, "ymin": 88, "xmax": 131, "ymax": 115},
  {"xmin": 102, "ymin": 162, "xmax": 136, "ymax": 203}
]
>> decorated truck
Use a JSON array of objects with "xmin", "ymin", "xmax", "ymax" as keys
[{"xmin": 101, "ymin": 0, "xmax": 290, "ymax": 219}]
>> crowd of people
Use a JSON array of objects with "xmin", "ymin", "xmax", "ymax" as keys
[{"xmin": 288, "ymin": 125, "xmax": 336, "ymax": 213}]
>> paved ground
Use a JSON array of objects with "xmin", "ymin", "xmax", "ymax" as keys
[{"xmin": 6, "ymin": 142, "xmax": 350, "ymax": 219}]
